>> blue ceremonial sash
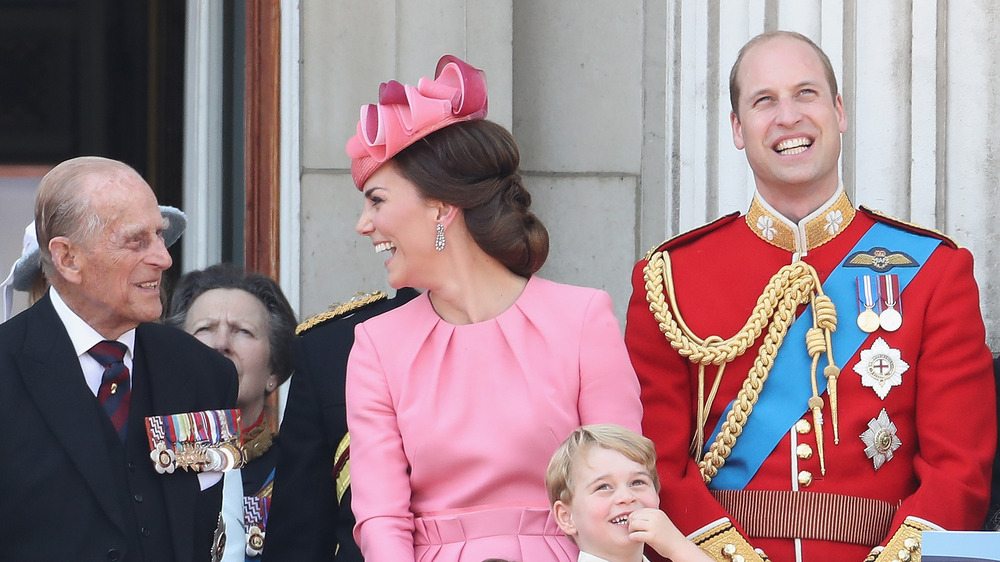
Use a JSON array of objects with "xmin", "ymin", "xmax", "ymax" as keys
[{"xmin": 706, "ymin": 221, "xmax": 942, "ymax": 490}]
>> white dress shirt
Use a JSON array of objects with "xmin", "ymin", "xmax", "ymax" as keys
[
  {"xmin": 578, "ymin": 550, "xmax": 650, "ymax": 562},
  {"xmin": 50, "ymin": 287, "xmax": 135, "ymax": 395}
]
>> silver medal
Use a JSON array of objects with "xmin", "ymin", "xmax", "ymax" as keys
[{"xmin": 878, "ymin": 274, "xmax": 903, "ymax": 332}]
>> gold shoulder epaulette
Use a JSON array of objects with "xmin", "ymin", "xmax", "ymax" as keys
[
  {"xmin": 295, "ymin": 291, "xmax": 388, "ymax": 335},
  {"xmin": 860, "ymin": 206, "xmax": 958, "ymax": 249},
  {"xmin": 643, "ymin": 212, "xmax": 742, "ymax": 261}
]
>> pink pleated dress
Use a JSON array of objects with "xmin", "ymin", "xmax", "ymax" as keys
[{"xmin": 346, "ymin": 276, "xmax": 643, "ymax": 561}]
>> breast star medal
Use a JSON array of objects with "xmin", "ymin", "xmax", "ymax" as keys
[
  {"xmin": 855, "ymin": 275, "xmax": 880, "ymax": 333},
  {"xmin": 852, "ymin": 337, "xmax": 909, "ymax": 399},
  {"xmin": 211, "ymin": 513, "xmax": 227, "ymax": 562},
  {"xmin": 860, "ymin": 408, "xmax": 901, "ymax": 470}
]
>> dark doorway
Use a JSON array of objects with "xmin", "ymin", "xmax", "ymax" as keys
[{"xmin": 0, "ymin": 0, "xmax": 186, "ymax": 279}]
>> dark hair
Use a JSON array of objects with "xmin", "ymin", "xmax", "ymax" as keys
[
  {"xmin": 729, "ymin": 30, "xmax": 839, "ymax": 117},
  {"xmin": 391, "ymin": 119, "xmax": 549, "ymax": 277},
  {"xmin": 166, "ymin": 264, "xmax": 297, "ymax": 384}
]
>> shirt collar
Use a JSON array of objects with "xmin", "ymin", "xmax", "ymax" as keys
[
  {"xmin": 49, "ymin": 287, "xmax": 136, "ymax": 360},
  {"xmin": 578, "ymin": 551, "xmax": 650, "ymax": 562},
  {"xmin": 744, "ymin": 185, "xmax": 855, "ymax": 259}
]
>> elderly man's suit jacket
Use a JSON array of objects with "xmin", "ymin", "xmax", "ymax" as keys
[{"xmin": 0, "ymin": 294, "xmax": 238, "ymax": 561}]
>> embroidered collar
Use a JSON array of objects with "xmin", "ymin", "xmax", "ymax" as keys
[{"xmin": 745, "ymin": 186, "xmax": 855, "ymax": 257}]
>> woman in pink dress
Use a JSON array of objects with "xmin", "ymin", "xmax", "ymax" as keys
[{"xmin": 345, "ymin": 55, "xmax": 642, "ymax": 562}]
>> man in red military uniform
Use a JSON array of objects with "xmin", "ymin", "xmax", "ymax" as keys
[{"xmin": 625, "ymin": 31, "xmax": 995, "ymax": 562}]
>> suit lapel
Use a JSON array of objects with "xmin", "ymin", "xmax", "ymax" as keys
[
  {"xmin": 15, "ymin": 296, "xmax": 125, "ymax": 533},
  {"xmin": 134, "ymin": 325, "xmax": 199, "ymax": 560}
]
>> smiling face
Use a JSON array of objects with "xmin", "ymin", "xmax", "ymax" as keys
[
  {"xmin": 67, "ymin": 171, "xmax": 172, "ymax": 338},
  {"xmin": 553, "ymin": 446, "xmax": 660, "ymax": 561},
  {"xmin": 731, "ymin": 34, "xmax": 847, "ymax": 203},
  {"xmin": 355, "ymin": 163, "xmax": 441, "ymax": 289},
  {"xmin": 183, "ymin": 288, "xmax": 276, "ymax": 421}
]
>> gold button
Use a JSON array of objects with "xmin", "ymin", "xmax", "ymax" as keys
[
  {"xmin": 897, "ymin": 550, "xmax": 911, "ymax": 561},
  {"xmin": 732, "ymin": 556, "xmax": 745, "ymax": 562},
  {"xmin": 903, "ymin": 537, "xmax": 919, "ymax": 551},
  {"xmin": 798, "ymin": 470, "xmax": 813, "ymax": 486},
  {"xmin": 796, "ymin": 443, "xmax": 813, "ymax": 459},
  {"xmin": 795, "ymin": 419, "xmax": 811, "ymax": 434}
]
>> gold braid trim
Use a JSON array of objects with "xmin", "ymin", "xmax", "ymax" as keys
[
  {"xmin": 643, "ymin": 251, "xmax": 838, "ymax": 484},
  {"xmin": 242, "ymin": 421, "xmax": 275, "ymax": 463},
  {"xmin": 334, "ymin": 432, "xmax": 351, "ymax": 503},
  {"xmin": 861, "ymin": 206, "xmax": 957, "ymax": 248},
  {"xmin": 866, "ymin": 518, "xmax": 933, "ymax": 562},
  {"xmin": 296, "ymin": 291, "xmax": 388, "ymax": 335},
  {"xmin": 691, "ymin": 520, "xmax": 769, "ymax": 561}
]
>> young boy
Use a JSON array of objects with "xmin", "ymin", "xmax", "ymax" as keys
[{"xmin": 546, "ymin": 424, "xmax": 712, "ymax": 562}]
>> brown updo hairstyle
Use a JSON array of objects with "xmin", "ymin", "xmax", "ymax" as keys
[{"xmin": 391, "ymin": 120, "xmax": 549, "ymax": 277}]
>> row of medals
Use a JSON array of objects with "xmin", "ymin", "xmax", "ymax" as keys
[
  {"xmin": 856, "ymin": 274, "xmax": 901, "ymax": 333},
  {"xmin": 171, "ymin": 441, "xmax": 245, "ymax": 472}
]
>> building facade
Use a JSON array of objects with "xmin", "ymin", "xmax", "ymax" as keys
[{"xmin": 181, "ymin": 0, "xmax": 1000, "ymax": 349}]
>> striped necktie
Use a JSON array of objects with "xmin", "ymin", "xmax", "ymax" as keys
[{"xmin": 89, "ymin": 341, "xmax": 131, "ymax": 441}]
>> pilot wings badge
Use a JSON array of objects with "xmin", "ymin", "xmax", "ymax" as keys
[{"xmin": 844, "ymin": 247, "xmax": 918, "ymax": 272}]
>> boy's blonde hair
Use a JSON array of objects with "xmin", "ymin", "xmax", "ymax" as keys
[{"xmin": 545, "ymin": 424, "xmax": 660, "ymax": 506}]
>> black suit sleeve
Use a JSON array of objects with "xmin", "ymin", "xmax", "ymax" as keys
[
  {"xmin": 263, "ymin": 333, "xmax": 343, "ymax": 561},
  {"xmin": 263, "ymin": 289, "xmax": 417, "ymax": 562}
]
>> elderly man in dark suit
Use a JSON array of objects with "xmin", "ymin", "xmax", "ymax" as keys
[{"xmin": 0, "ymin": 156, "xmax": 238, "ymax": 561}]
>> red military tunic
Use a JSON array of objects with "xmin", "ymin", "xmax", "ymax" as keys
[{"xmin": 625, "ymin": 189, "xmax": 995, "ymax": 562}]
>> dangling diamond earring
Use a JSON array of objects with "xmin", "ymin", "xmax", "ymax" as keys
[{"xmin": 435, "ymin": 223, "xmax": 446, "ymax": 251}]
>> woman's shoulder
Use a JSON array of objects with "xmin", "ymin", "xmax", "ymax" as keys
[
  {"xmin": 357, "ymin": 290, "xmax": 433, "ymax": 335},
  {"xmin": 517, "ymin": 277, "xmax": 615, "ymax": 325},
  {"xmin": 523, "ymin": 276, "xmax": 610, "ymax": 306}
]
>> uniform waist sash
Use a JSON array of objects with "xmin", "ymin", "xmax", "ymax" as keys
[{"xmin": 711, "ymin": 490, "xmax": 896, "ymax": 545}]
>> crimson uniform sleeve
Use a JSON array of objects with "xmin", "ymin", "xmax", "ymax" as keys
[{"xmin": 882, "ymin": 246, "xmax": 995, "ymax": 536}]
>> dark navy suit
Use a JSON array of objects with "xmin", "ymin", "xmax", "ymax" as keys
[{"xmin": 0, "ymin": 294, "xmax": 238, "ymax": 561}]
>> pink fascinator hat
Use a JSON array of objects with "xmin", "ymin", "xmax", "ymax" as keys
[{"xmin": 346, "ymin": 54, "xmax": 489, "ymax": 189}]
